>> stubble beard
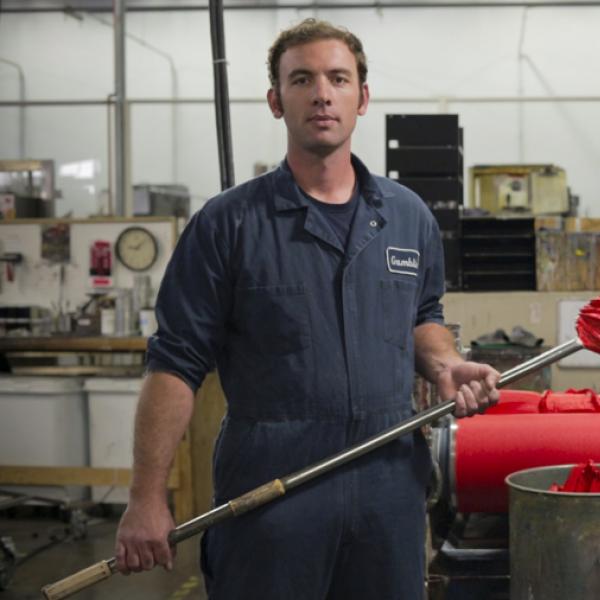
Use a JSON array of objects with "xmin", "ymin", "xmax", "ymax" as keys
[{"xmin": 276, "ymin": 89, "xmax": 359, "ymax": 158}]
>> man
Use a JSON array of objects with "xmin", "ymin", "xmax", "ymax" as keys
[{"xmin": 116, "ymin": 18, "xmax": 499, "ymax": 599}]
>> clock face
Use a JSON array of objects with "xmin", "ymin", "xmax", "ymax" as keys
[{"xmin": 115, "ymin": 226, "xmax": 158, "ymax": 271}]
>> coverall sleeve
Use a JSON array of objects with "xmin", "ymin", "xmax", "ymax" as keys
[
  {"xmin": 415, "ymin": 217, "xmax": 445, "ymax": 327},
  {"xmin": 145, "ymin": 208, "xmax": 232, "ymax": 393}
]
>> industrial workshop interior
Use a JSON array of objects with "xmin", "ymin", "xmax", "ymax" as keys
[{"xmin": 1, "ymin": 0, "xmax": 600, "ymax": 599}]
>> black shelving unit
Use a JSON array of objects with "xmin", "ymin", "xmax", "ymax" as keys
[{"xmin": 460, "ymin": 217, "xmax": 536, "ymax": 291}]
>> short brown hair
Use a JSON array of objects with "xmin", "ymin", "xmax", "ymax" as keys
[{"xmin": 267, "ymin": 18, "xmax": 368, "ymax": 90}]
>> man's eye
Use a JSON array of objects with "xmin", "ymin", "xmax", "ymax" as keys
[
  {"xmin": 334, "ymin": 76, "xmax": 348, "ymax": 84},
  {"xmin": 293, "ymin": 77, "xmax": 308, "ymax": 85}
]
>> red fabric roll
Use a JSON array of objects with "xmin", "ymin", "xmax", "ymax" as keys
[
  {"xmin": 539, "ymin": 388, "xmax": 600, "ymax": 413},
  {"xmin": 484, "ymin": 389, "xmax": 541, "ymax": 415}
]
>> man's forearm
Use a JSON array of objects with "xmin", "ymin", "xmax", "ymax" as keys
[
  {"xmin": 414, "ymin": 322, "xmax": 464, "ymax": 383},
  {"xmin": 130, "ymin": 371, "xmax": 195, "ymax": 502}
]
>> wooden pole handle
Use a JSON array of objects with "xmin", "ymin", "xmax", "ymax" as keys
[
  {"xmin": 228, "ymin": 478, "xmax": 286, "ymax": 516},
  {"xmin": 41, "ymin": 559, "xmax": 113, "ymax": 600}
]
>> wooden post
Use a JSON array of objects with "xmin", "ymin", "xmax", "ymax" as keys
[{"xmin": 189, "ymin": 371, "xmax": 227, "ymax": 514}]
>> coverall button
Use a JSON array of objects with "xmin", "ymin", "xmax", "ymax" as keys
[{"xmin": 369, "ymin": 220, "xmax": 378, "ymax": 228}]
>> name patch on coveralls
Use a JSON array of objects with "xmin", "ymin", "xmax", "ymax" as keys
[{"xmin": 386, "ymin": 247, "xmax": 420, "ymax": 276}]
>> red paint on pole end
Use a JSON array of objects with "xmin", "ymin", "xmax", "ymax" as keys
[{"xmin": 576, "ymin": 297, "xmax": 600, "ymax": 353}]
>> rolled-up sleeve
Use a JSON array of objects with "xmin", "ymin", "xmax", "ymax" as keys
[
  {"xmin": 416, "ymin": 217, "xmax": 445, "ymax": 327},
  {"xmin": 146, "ymin": 208, "xmax": 232, "ymax": 393}
]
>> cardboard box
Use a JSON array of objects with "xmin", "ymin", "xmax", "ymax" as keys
[
  {"xmin": 535, "ymin": 216, "xmax": 564, "ymax": 232},
  {"xmin": 594, "ymin": 234, "xmax": 600, "ymax": 290},
  {"xmin": 536, "ymin": 232, "xmax": 567, "ymax": 291},
  {"xmin": 565, "ymin": 233, "xmax": 595, "ymax": 291},
  {"xmin": 536, "ymin": 231, "xmax": 600, "ymax": 291},
  {"xmin": 564, "ymin": 217, "xmax": 600, "ymax": 233}
]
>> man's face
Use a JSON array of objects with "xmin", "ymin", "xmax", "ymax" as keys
[{"xmin": 267, "ymin": 39, "xmax": 369, "ymax": 156}]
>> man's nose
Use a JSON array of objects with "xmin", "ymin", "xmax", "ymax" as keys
[{"xmin": 312, "ymin": 77, "xmax": 332, "ymax": 105}]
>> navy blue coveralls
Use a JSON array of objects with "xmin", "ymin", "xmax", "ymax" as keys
[{"xmin": 147, "ymin": 155, "xmax": 446, "ymax": 599}]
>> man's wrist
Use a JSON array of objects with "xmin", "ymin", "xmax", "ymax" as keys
[
  {"xmin": 430, "ymin": 354, "xmax": 464, "ymax": 382},
  {"xmin": 129, "ymin": 480, "xmax": 169, "ymax": 505}
]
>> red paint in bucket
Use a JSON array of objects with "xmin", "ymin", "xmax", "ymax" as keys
[{"xmin": 549, "ymin": 460, "xmax": 600, "ymax": 493}]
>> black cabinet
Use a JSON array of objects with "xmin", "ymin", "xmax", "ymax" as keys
[
  {"xmin": 397, "ymin": 177, "xmax": 463, "ymax": 204},
  {"xmin": 386, "ymin": 114, "xmax": 461, "ymax": 147},
  {"xmin": 387, "ymin": 146, "xmax": 463, "ymax": 178},
  {"xmin": 460, "ymin": 218, "xmax": 536, "ymax": 291}
]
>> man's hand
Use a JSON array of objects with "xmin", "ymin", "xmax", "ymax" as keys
[
  {"xmin": 115, "ymin": 497, "xmax": 176, "ymax": 575},
  {"xmin": 435, "ymin": 361, "xmax": 500, "ymax": 418},
  {"xmin": 113, "ymin": 372, "xmax": 194, "ymax": 575}
]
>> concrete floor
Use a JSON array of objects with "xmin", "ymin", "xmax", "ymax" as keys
[
  {"xmin": 0, "ymin": 511, "xmax": 207, "ymax": 600},
  {"xmin": 1, "ymin": 507, "xmax": 511, "ymax": 599}
]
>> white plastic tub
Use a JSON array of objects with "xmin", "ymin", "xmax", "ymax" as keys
[
  {"xmin": 0, "ymin": 376, "xmax": 88, "ymax": 501},
  {"xmin": 85, "ymin": 378, "xmax": 143, "ymax": 503}
]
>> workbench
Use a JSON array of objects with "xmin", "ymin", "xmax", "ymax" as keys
[
  {"xmin": 0, "ymin": 335, "xmax": 195, "ymax": 522},
  {"xmin": 0, "ymin": 336, "xmax": 148, "ymax": 376}
]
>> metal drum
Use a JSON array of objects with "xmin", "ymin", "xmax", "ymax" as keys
[{"xmin": 506, "ymin": 465, "xmax": 600, "ymax": 599}]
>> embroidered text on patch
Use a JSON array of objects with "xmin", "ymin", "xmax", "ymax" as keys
[{"xmin": 386, "ymin": 247, "xmax": 420, "ymax": 276}]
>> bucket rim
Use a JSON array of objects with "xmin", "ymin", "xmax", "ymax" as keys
[{"xmin": 505, "ymin": 463, "xmax": 600, "ymax": 497}]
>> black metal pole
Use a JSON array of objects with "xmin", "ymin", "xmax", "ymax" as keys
[{"xmin": 209, "ymin": 0, "xmax": 235, "ymax": 190}]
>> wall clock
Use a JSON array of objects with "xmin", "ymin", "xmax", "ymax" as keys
[{"xmin": 115, "ymin": 226, "xmax": 159, "ymax": 271}]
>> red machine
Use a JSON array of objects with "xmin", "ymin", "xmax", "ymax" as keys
[{"xmin": 433, "ymin": 388, "xmax": 600, "ymax": 513}]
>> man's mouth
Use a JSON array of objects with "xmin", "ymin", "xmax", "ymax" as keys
[{"xmin": 309, "ymin": 115, "xmax": 338, "ymax": 123}]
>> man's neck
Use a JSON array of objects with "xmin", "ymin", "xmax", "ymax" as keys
[{"xmin": 286, "ymin": 145, "xmax": 356, "ymax": 204}]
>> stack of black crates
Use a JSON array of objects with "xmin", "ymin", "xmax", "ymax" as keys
[{"xmin": 385, "ymin": 114, "xmax": 463, "ymax": 291}]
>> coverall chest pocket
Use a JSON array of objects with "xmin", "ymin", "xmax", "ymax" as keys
[
  {"xmin": 235, "ymin": 284, "xmax": 311, "ymax": 355},
  {"xmin": 381, "ymin": 279, "xmax": 417, "ymax": 349}
]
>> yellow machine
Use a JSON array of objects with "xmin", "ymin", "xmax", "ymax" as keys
[{"xmin": 469, "ymin": 164, "xmax": 569, "ymax": 215}]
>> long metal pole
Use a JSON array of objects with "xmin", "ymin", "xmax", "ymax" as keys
[
  {"xmin": 284, "ymin": 338, "xmax": 583, "ymax": 489},
  {"xmin": 41, "ymin": 335, "xmax": 585, "ymax": 599},
  {"xmin": 3, "ymin": 94, "xmax": 600, "ymax": 109},
  {"xmin": 7, "ymin": 2, "xmax": 600, "ymax": 12},
  {"xmin": 113, "ymin": 0, "xmax": 127, "ymax": 216}
]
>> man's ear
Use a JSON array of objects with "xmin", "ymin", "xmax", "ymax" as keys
[
  {"xmin": 267, "ymin": 88, "xmax": 284, "ymax": 118},
  {"xmin": 358, "ymin": 83, "xmax": 370, "ymax": 116}
]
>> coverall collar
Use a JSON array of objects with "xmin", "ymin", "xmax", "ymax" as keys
[
  {"xmin": 272, "ymin": 154, "xmax": 392, "ymax": 256},
  {"xmin": 272, "ymin": 153, "xmax": 393, "ymax": 213}
]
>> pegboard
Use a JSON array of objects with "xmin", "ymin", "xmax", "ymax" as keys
[{"xmin": 0, "ymin": 217, "xmax": 177, "ymax": 312}]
